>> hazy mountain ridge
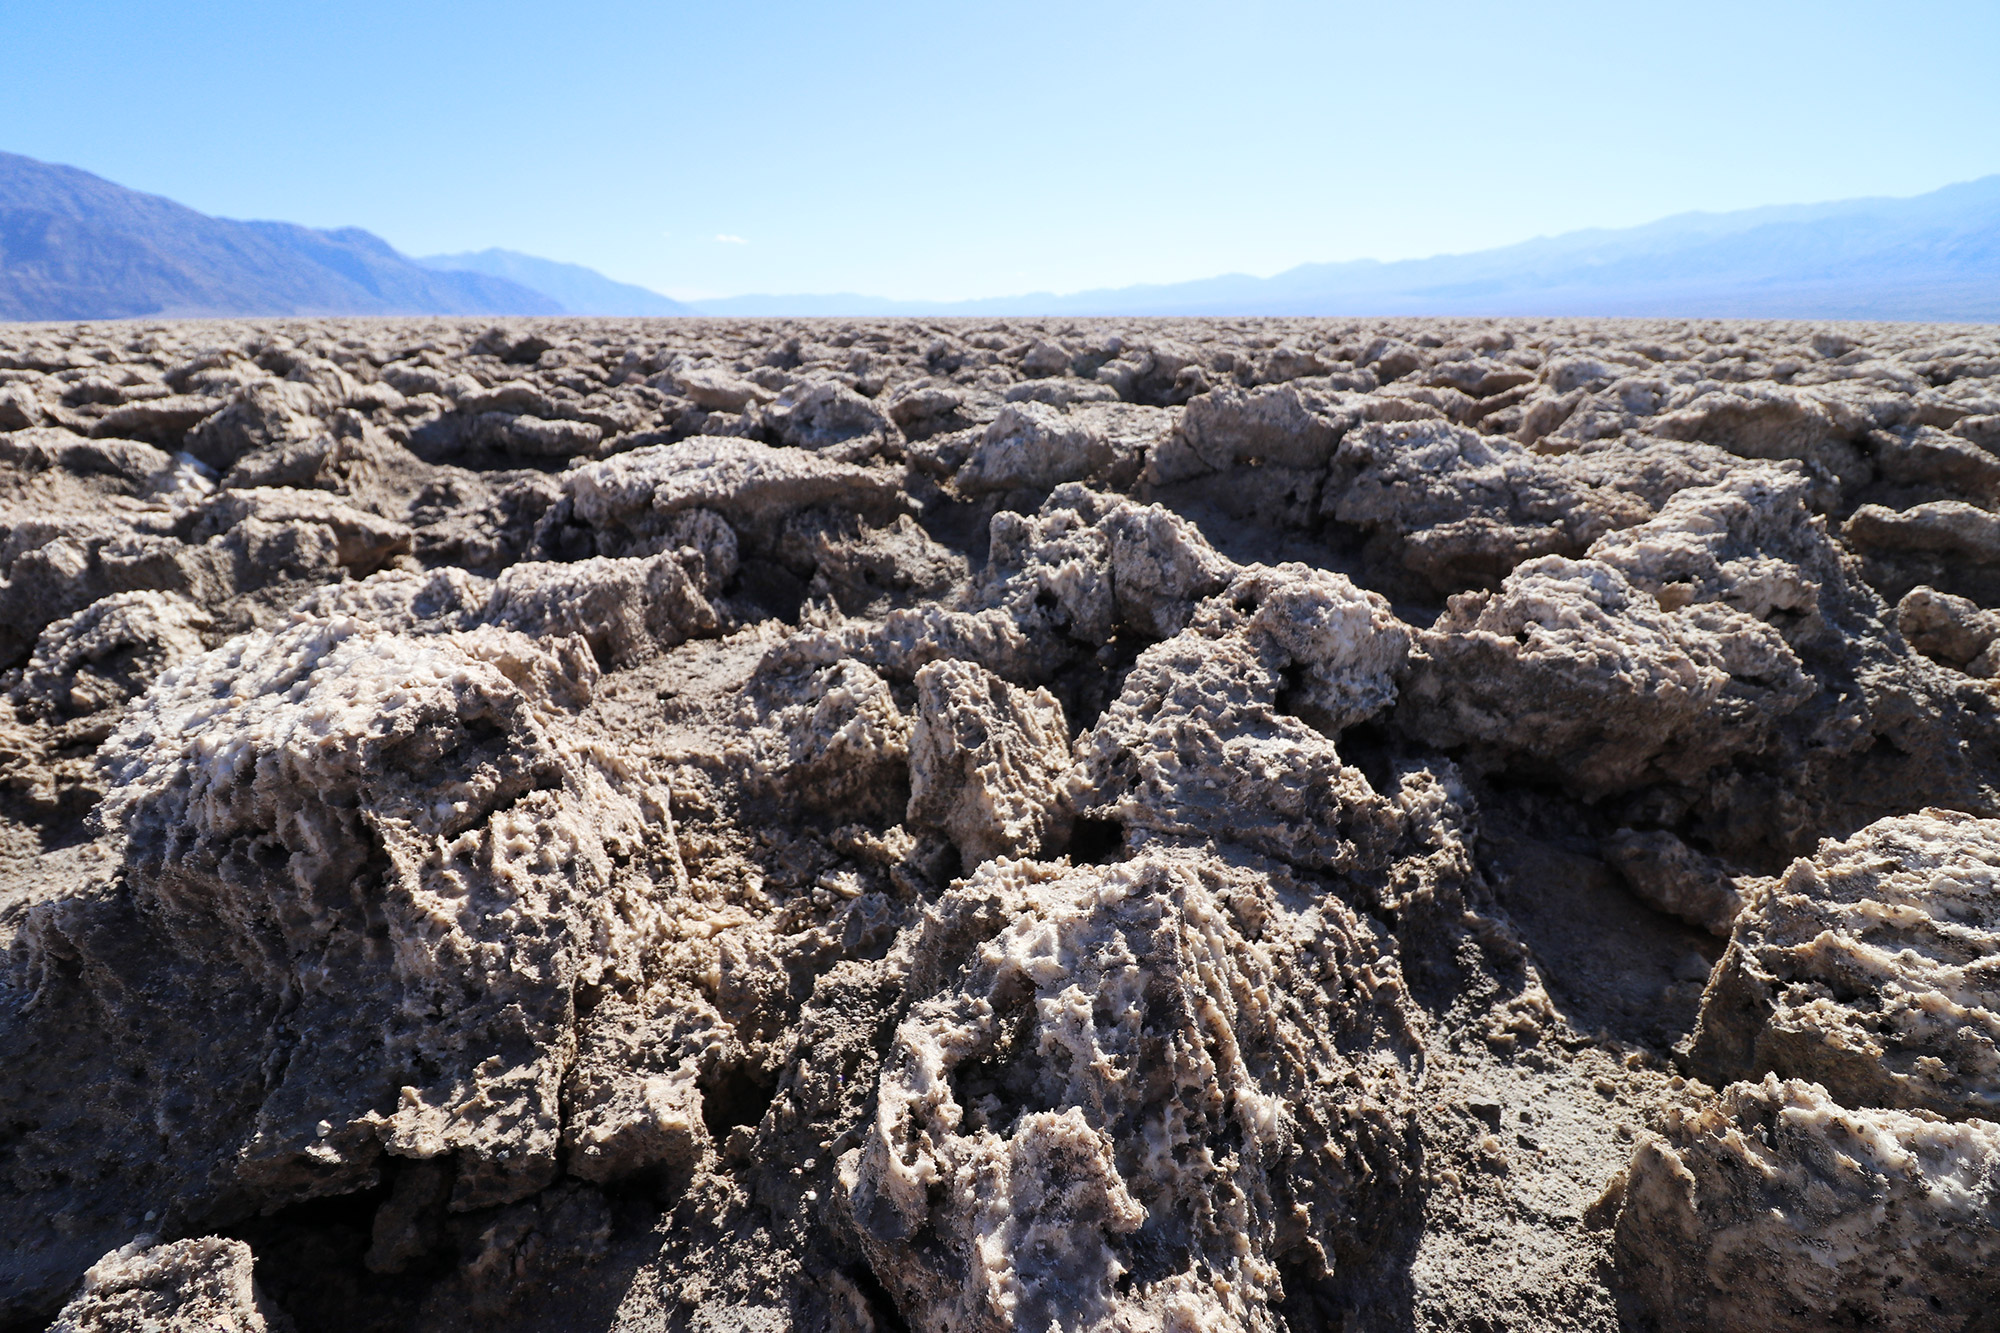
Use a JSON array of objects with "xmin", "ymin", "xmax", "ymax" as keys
[
  {"xmin": 689, "ymin": 175, "xmax": 2000, "ymax": 319},
  {"xmin": 419, "ymin": 248, "xmax": 691, "ymax": 316},
  {"xmin": 0, "ymin": 151, "xmax": 558, "ymax": 320},
  {"xmin": 1, "ymin": 147, "xmax": 1995, "ymax": 320}
]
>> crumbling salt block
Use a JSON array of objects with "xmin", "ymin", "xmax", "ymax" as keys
[
  {"xmin": 1073, "ymin": 562, "xmax": 1408, "ymax": 873},
  {"xmin": 48, "ymin": 1237, "xmax": 290, "ymax": 1333},
  {"xmin": 759, "ymin": 486, "xmax": 1236, "ymax": 689},
  {"xmin": 741, "ymin": 657, "xmax": 912, "ymax": 821},
  {"xmin": 485, "ymin": 553, "xmax": 718, "ymax": 666},
  {"xmin": 561, "ymin": 437, "xmax": 907, "ymax": 555},
  {"xmin": 11, "ymin": 590, "xmax": 212, "ymax": 720},
  {"xmin": 1601, "ymin": 829, "xmax": 1748, "ymax": 936},
  {"xmin": 1615, "ymin": 1076, "xmax": 2000, "ymax": 1333},
  {"xmin": 841, "ymin": 848, "xmax": 1422, "ymax": 1333},
  {"xmin": 0, "ymin": 618, "xmax": 673, "ymax": 1315},
  {"xmin": 1691, "ymin": 809, "xmax": 2000, "ymax": 1120},
  {"xmin": 906, "ymin": 658, "xmax": 1071, "ymax": 865},
  {"xmin": 1897, "ymin": 583, "xmax": 2000, "ymax": 675},
  {"xmin": 1402, "ymin": 554, "xmax": 1811, "ymax": 800},
  {"xmin": 953, "ymin": 401, "xmax": 1116, "ymax": 494}
]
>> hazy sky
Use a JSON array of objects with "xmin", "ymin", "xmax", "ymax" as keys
[{"xmin": 5, "ymin": 0, "xmax": 1998, "ymax": 300}]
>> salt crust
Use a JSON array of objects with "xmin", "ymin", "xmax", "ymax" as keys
[
  {"xmin": 1616, "ymin": 1075, "xmax": 2000, "ymax": 1333},
  {"xmin": 7, "ymin": 318, "xmax": 2000, "ymax": 1329},
  {"xmin": 842, "ymin": 848, "xmax": 1421, "ymax": 1333},
  {"xmin": 48, "ymin": 1236, "xmax": 288, "ymax": 1333},
  {"xmin": 1692, "ymin": 808, "xmax": 2000, "ymax": 1120},
  {"xmin": 5, "ymin": 617, "xmax": 678, "ymax": 1307}
]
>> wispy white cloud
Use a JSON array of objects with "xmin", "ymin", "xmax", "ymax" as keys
[{"xmin": 715, "ymin": 233, "xmax": 748, "ymax": 245}]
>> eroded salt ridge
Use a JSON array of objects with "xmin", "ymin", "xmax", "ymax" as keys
[{"xmin": 2, "ymin": 316, "xmax": 1998, "ymax": 1333}]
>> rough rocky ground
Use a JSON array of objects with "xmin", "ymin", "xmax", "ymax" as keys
[{"xmin": 2, "ymin": 315, "xmax": 1999, "ymax": 1333}]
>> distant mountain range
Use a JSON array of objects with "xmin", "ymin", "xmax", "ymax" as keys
[
  {"xmin": 418, "ymin": 248, "xmax": 690, "ymax": 316},
  {"xmin": 0, "ymin": 151, "xmax": 558, "ymax": 320},
  {"xmin": 1032, "ymin": 179, "xmax": 2000, "ymax": 321},
  {"xmin": 1, "ymin": 148, "xmax": 1996, "ymax": 322},
  {"xmin": 692, "ymin": 177, "xmax": 2000, "ymax": 322}
]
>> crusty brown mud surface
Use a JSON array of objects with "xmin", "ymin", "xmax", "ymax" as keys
[{"xmin": 4, "ymin": 317, "xmax": 2000, "ymax": 1333}]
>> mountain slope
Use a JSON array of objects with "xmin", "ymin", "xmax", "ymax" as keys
[
  {"xmin": 5, "ymin": 146, "xmax": 1995, "ymax": 322},
  {"xmin": 682, "ymin": 175, "xmax": 2000, "ymax": 320},
  {"xmin": 419, "ymin": 248, "xmax": 689, "ymax": 316},
  {"xmin": 0, "ymin": 151, "xmax": 558, "ymax": 320}
]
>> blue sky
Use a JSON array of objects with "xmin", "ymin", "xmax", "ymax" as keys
[{"xmin": 4, "ymin": 0, "xmax": 1997, "ymax": 300}]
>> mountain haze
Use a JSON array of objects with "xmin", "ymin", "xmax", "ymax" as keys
[
  {"xmin": 0, "ymin": 151, "xmax": 557, "ymax": 321},
  {"xmin": 0, "ymin": 148, "xmax": 1995, "ymax": 321},
  {"xmin": 420, "ymin": 248, "xmax": 690, "ymax": 316},
  {"xmin": 686, "ymin": 176, "xmax": 2000, "ymax": 321}
]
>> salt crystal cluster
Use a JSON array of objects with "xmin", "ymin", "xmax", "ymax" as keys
[{"xmin": 1, "ymin": 315, "xmax": 1998, "ymax": 1332}]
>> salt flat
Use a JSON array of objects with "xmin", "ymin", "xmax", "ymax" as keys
[{"xmin": 4, "ymin": 315, "xmax": 1999, "ymax": 1333}]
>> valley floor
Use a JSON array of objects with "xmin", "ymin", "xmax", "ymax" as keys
[{"xmin": 4, "ymin": 315, "xmax": 1999, "ymax": 1333}]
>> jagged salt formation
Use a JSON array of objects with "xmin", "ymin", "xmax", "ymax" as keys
[
  {"xmin": 2, "ymin": 617, "xmax": 674, "ymax": 1318},
  {"xmin": 1610, "ymin": 809, "xmax": 2000, "ymax": 1331},
  {"xmin": 46, "ymin": 1238, "xmax": 289, "ymax": 1333},
  {"xmin": 843, "ymin": 849, "xmax": 1423, "ymax": 1333},
  {"xmin": 905, "ymin": 659, "xmax": 1072, "ymax": 864},
  {"xmin": 2, "ymin": 316, "xmax": 1999, "ymax": 1333},
  {"xmin": 1691, "ymin": 809, "xmax": 2000, "ymax": 1118},
  {"xmin": 1616, "ymin": 1076, "xmax": 2000, "ymax": 1333}
]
